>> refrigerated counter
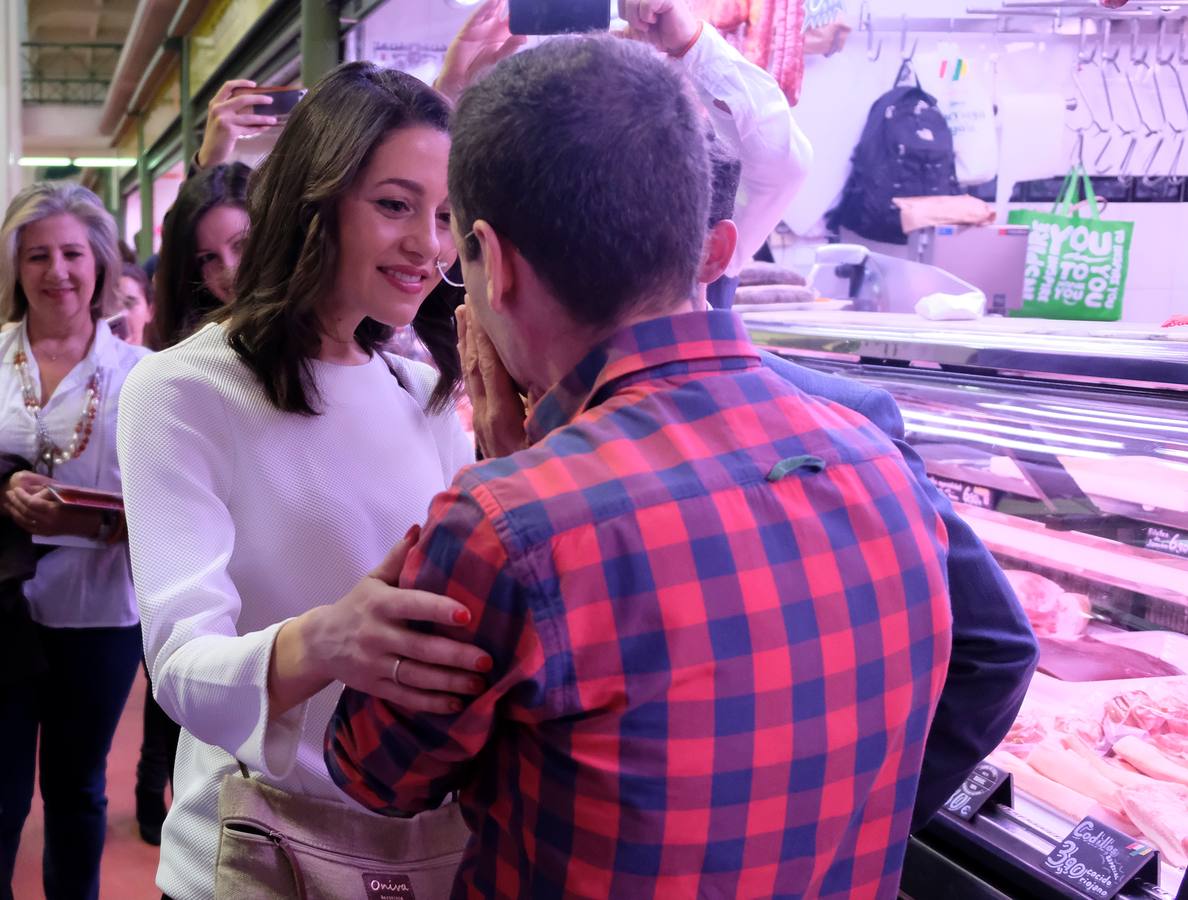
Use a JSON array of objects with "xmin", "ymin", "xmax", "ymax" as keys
[{"xmin": 742, "ymin": 309, "xmax": 1188, "ymax": 900}]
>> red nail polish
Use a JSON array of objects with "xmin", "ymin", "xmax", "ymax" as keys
[
  {"xmin": 476, "ymin": 656, "xmax": 493, "ymax": 673},
  {"xmin": 403, "ymin": 524, "xmax": 421, "ymax": 543},
  {"xmin": 453, "ymin": 609, "xmax": 471, "ymax": 625},
  {"xmin": 470, "ymin": 679, "xmax": 485, "ymax": 693}
]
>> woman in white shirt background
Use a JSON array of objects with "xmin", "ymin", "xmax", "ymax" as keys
[
  {"xmin": 117, "ymin": 63, "xmax": 491, "ymax": 900},
  {"xmin": 0, "ymin": 181, "xmax": 150, "ymax": 900}
]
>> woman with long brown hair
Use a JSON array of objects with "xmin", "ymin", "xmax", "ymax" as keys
[
  {"xmin": 148, "ymin": 162, "xmax": 251, "ymax": 351},
  {"xmin": 116, "ymin": 62, "xmax": 485, "ymax": 899}
]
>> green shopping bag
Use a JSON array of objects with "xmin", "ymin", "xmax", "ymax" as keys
[{"xmin": 1007, "ymin": 167, "xmax": 1133, "ymax": 321}]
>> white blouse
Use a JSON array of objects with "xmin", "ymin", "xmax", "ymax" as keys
[
  {"xmin": 0, "ymin": 318, "xmax": 149, "ymax": 628},
  {"xmin": 679, "ymin": 23, "xmax": 813, "ymax": 275},
  {"xmin": 116, "ymin": 323, "xmax": 473, "ymax": 900}
]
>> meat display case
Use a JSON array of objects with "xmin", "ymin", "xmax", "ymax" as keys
[{"xmin": 741, "ymin": 310, "xmax": 1188, "ymax": 900}]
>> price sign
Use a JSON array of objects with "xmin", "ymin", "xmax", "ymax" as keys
[
  {"xmin": 1145, "ymin": 527, "xmax": 1188, "ymax": 560},
  {"xmin": 1043, "ymin": 818, "xmax": 1160, "ymax": 899},
  {"xmin": 942, "ymin": 761, "xmax": 1013, "ymax": 821},
  {"xmin": 930, "ymin": 476, "xmax": 999, "ymax": 510}
]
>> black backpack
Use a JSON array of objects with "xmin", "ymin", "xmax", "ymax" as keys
[{"xmin": 828, "ymin": 84, "xmax": 961, "ymax": 245}]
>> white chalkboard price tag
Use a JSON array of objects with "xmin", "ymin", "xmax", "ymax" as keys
[
  {"xmin": 1043, "ymin": 818, "xmax": 1160, "ymax": 899},
  {"xmin": 942, "ymin": 760, "xmax": 1013, "ymax": 821}
]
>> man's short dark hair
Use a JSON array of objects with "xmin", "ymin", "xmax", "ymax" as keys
[
  {"xmin": 449, "ymin": 35, "xmax": 710, "ymax": 328},
  {"xmin": 707, "ymin": 131, "xmax": 742, "ymax": 227}
]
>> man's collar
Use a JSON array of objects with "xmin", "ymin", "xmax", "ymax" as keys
[{"xmin": 526, "ymin": 310, "xmax": 760, "ymax": 443}]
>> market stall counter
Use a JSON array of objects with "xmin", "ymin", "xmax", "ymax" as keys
[{"xmin": 742, "ymin": 308, "xmax": 1188, "ymax": 900}]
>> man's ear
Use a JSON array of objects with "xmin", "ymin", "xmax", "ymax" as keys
[
  {"xmin": 473, "ymin": 220, "xmax": 516, "ymax": 314},
  {"xmin": 698, "ymin": 219, "xmax": 738, "ymax": 285}
]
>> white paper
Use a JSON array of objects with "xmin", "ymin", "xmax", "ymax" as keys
[{"xmin": 915, "ymin": 290, "xmax": 987, "ymax": 321}]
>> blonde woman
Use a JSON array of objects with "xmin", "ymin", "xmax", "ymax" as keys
[{"xmin": 0, "ymin": 182, "xmax": 149, "ymax": 900}]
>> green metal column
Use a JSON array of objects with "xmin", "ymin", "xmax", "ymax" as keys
[
  {"xmin": 137, "ymin": 116, "xmax": 154, "ymax": 261},
  {"xmin": 180, "ymin": 36, "xmax": 196, "ymax": 167},
  {"xmin": 105, "ymin": 168, "xmax": 119, "ymax": 219},
  {"xmin": 301, "ymin": 0, "xmax": 339, "ymax": 87},
  {"xmin": 117, "ymin": 191, "xmax": 127, "ymax": 251}
]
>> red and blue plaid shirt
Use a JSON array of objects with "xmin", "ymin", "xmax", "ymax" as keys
[{"xmin": 327, "ymin": 311, "xmax": 952, "ymax": 899}]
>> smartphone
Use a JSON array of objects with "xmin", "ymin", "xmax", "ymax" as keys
[
  {"xmin": 234, "ymin": 85, "xmax": 307, "ymax": 119},
  {"xmin": 509, "ymin": 0, "xmax": 610, "ymax": 35}
]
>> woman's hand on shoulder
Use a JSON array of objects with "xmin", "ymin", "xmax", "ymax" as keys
[{"xmin": 271, "ymin": 528, "xmax": 493, "ymax": 716}]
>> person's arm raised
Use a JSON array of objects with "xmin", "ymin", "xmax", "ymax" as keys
[{"xmin": 435, "ymin": 0, "xmax": 527, "ymax": 104}]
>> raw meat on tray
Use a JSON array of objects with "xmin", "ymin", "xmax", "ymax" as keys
[
  {"xmin": 1118, "ymin": 782, "xmax": 1188, "ymax": 869},
  {"xmin": 1037, "ymin": 637, "xmax": 1185, "ymax": 682},
  {"xmin": 1004, "ymin": 570, "xmax": 1091, "ymax": 638}
]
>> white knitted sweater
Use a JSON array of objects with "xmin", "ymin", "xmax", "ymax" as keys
[{"xmin": 116, "ymin": 323, "xmax": 472, "ymax": 900}]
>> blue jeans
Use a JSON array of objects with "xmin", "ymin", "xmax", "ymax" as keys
[{"xmin": 0, "ymin": 624, "xmax": 141, "ymax": 900}]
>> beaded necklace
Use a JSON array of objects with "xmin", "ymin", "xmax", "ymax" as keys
[{"xmin": 13, "ymin": 349, "xmax": 101, "ymax": 476}]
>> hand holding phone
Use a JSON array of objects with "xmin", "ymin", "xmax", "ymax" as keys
[
  {"xmin": 236, "ymin": 85, "xmax": 306, "ymax": 118},
  {"xmin": 198, "ymin": 80, "xmax": 303, "ymax": 169},
  {"xmin": 617, "ymin": 0, "xmax": 701, "ymax": 55}
]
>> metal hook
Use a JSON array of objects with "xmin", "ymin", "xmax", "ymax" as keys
[
  {"xmin": 1101, "ymin": 19, "xmax": 1120, "ymax": 67},
  {"xmin": 1070, "ymin": 130, "xmax": 1087, "ymax": 170},
  {"xmin": 1078, "ymin": 17, "xmax": 1097, "ymax": 65},
  {"xmin": 1123, "ymin": 26, "xmax": 1159, "ymax": 137},
  {"xmin": 1130, "ymin": 19, "xmax": 1149, "ymax": 67},
  {"xmin": 1141, "ymin": 135, "xmax": 1166, "ymax": 186},
  {"xmin": 900, "ymin": 15, "xmax": 918, "ymax": 63},
  {"xmin": 1074, "ymin": 59, "xmax": 1112, "ymax": 136},
  {"xmin": 1092, "ymin": 21, "xmax": 1125, "ymax": 132},
  {"xmin": 1117, "ymin": 135, "xmax": 1138, "ymax": 182},
  {"xmin": 1173, "ymin": 28, "xmax": 1188, "ymax": 130},
  {"xmin": 860, "ymin": 2, "xmax": 881, "ymax": 61},
  {"xmin": 1169, "ymin": 134, "xmax": 1185, "ymax": 185},
  {"xmin": 1156, "ymin": 17, "xmax": 1176, "ymax": 67},
  {"xmin": 1094, "ymin": 134, "xmax": 1115, "ymax": 171},
  {"xmin": 1152, "ymin": 18, "xmax": 1185, "ymax": 135}
]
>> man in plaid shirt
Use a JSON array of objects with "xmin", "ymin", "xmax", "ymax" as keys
[{"xmin": 327, "ymin": 35, "xmax": 952, "ymax": 899}]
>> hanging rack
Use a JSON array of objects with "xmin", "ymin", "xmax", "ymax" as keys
[
  {"xmin": 859, "ymin": 6, "xmax": 1188, "ymax": 39},
  {"xmin": 856, "ymin": 6, "xmax": 1188, "ymax": 182}
]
